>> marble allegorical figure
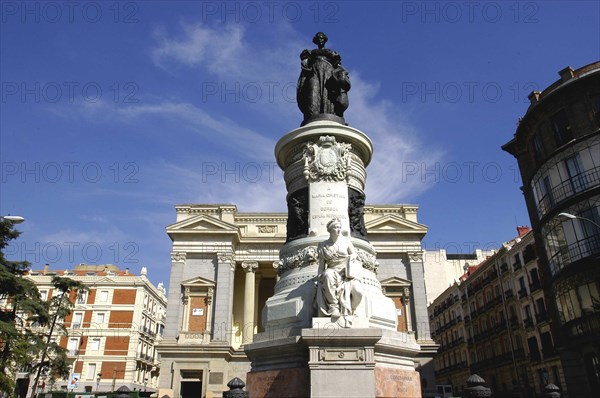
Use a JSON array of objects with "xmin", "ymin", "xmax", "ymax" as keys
[
  {"xmin": 316, "ymin": 218, "xmax": 364, "ymax": 318},
  {"xmin": 297, "ymin": 32, "xmax": 351, "ymax": 125}
]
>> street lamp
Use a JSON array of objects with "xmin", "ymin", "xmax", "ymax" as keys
[
  {"xmin": 96, "ymin": 373, "xmax": 102, "ymax": 392},
  {"xmin": 558, "ymin": 212, "xmax": 600, "ymax": 229},
  {"xmin": 0, "ymin": 215, "xmax": 25, "ymax": 224}
]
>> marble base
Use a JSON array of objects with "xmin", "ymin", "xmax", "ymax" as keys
[
  {"xmin": 246, "ymin": 326, "xmax": 422, "ymax": 397},
  {"xmin": 246, "ymin": 367, "xmax": 310, "ymax": 398}
]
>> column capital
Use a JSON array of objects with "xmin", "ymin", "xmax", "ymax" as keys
[
  {"xmin": 407, "ymin": 251, "xmax": 423, "ymax": 263},
  {"xmin": 217, "ymin": 252, "xmax": 234, "ymax": 264},
  {"xmin": 241, "ymin": 261, "xmax": 259, "ymax": 273},
  {"xmin": 171, "ymin": 251, "xmax": 187, "ymax": 263}
]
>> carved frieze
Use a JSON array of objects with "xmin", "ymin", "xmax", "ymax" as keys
[
  {"xmin": 258, "ymin": 225, "xmax": 277, "ymax": 233},
  {"xmin": 303, "ymin": 136, "xmax": 352, "ymax": 182}
]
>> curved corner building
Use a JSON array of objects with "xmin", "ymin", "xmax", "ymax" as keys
[{"xmin": 503, "ymin": 61, "xmax": 600, "ymax": 397}]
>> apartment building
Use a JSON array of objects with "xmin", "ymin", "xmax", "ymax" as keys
[
  {"xmin": 428, "ymin": 229, "xmax": 565, "ymax": 397},
  {"xmin": 503, "ymin": 61, "xmax": 600, "ymax": 397},
  {"xmin": 18, "ymin": 264, "xmax": 167, "ymax": 396}
]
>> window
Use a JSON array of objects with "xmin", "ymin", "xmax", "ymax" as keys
[
  {"xmin": 87, "ymin": 364, "xmax": 96, "ymax": 380},
  {"xmin": 540, "ymin": 175, "xmax": 555, "ymax": 210},
  {"xmin": 96, "ymin": 313, "xmax": 105, "ymax": 325},
  {"xmin": 89, "ymin": 338, "xmax": 100, "ymax": 351},
  {"xmin": 72, "ymin": 313, "xmax": 83, "ymax": 329},
  {"xmin": 565, "ymin": 155, "xmax": 585, "ymax": 193},
  {"xmin": 40, "ymin": 291, "xmax": 48, "ymax": 301},
  {"xmin": 77, "ymin": 290, "xmax": 88, "ymax": 304},
  {"xmin": 67, "ymin": 338, "xmax": 79, "ymax": 356},
  {"xmin": 581, "ymin": 208, "xmax": 600, "ymax": 255},
  {"xmin": 99, "ymin": 291, "xmax": 109, "ymax": 302},
  {"xmin": 533, "ymin": 134, "xmax": 544, "ymax": 164},
  {"xmin": 551, "ymin": 109, "xmax": 573, "ymax": 146}
]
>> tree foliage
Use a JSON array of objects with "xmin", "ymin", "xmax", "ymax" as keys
[{"xmin": 0, "ymin": 220, "xmax": 88, "ymax": 397}]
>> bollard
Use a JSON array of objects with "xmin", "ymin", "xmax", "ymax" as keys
[
  {"xmin": 543, "ymin": 383, "xmax": 561, "ymax": 398},
  {"xmin": 463, "ymin": 374, "xmax": 492, "ymax": 398},
  {"xmin": 115, "ymin": 386, "xmax": 131, "ymax": 398},
  {"xmin": 223, "ymin": 377, "xmax": 249, "ymax": 398}
]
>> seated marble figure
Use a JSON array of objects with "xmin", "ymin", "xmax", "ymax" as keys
[{"xmin": 316, "ymin": 218, "xmax": 364, "ymax": 318}]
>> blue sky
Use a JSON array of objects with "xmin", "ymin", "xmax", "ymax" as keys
[{"xmin": 1, "ymin": 1, "xmax": 599, "ymax": 288}]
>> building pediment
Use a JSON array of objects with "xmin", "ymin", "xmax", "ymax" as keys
[
  {"xmin": 167, "ymin": 215, "xmax": 239, "ymax": 236},
  {"xmin": 380, "ymin": 276, "xmax": 412, "ymax": 287},
  {"xmin": 181, "ymin": 275, "xmax": 216, "ymax": 289},
  {"xmin": 365, "ymin": 214, "xmax": 428, "ymax": 236}
]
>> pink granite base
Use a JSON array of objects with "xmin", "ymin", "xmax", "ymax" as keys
[
  {"xmin": 375, "ymin": 367, "xmax": 422, "ymax": 398},
  {"xmin": 246, "ymin": 368, "xmax": 310, "ymax": 398}
]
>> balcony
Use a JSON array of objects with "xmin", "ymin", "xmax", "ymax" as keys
[
  {"xmin": 523, "ymin": 317, "xmax": 534, "ymax": 328},
  {"xmin": 549, "ymin": 234, "xmax": 600, "ymax": 276},
  {"xmin": 513, "ymin": 261, "xmax": 522, "ymax": 271},
  {"xmin": 537, "ymin": 166, "xmax": 600, "ymax": 218},
  {"xmin": 67, "ymin": 349, "xmax": 79, "ymax": 357},
  {"xmin": 518, "ymin": 288, "xmax": 528, "ymax": 299},
  {"xmin": 505, "ymin": 289, "xmax": 514, "ymax": 300},
  {"xmin": 500, "ymin": 263, "xmax": 508, "ymax": 273}
]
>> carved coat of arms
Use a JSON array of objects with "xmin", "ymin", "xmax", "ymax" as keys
[{"xmin": 303, "ymin": 136, "xmax": 351, "ymax": 182}]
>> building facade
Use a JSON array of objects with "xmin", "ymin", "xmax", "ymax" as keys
[
  {"xmin": 503, "ymin": 61, "xmax": 600, "ymax": 397},
  {"xmin": 428, "ymin": 229, "xmax": 566, "ymax": 397},
  {"xmin": 157, "ymin": 203, "xmax": 444, "ymax": 398},
  {"xmin": 17, "ymin": 264, "xmax": 167, "ymax": 396},
  {"xmin": 422, "ymin": 249, "xmax": 496, "ymax": 306}
]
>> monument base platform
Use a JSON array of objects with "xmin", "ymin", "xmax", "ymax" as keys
[{"xmin": 245, "ymin": 326, "xmax": 422, "ymax": 398}]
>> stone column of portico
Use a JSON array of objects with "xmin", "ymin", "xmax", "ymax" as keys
[
  {"xmin": 407, "ymin": 251, "xmax": 431, "ymax": 340},
  {"xmin": 212, "ymin": 252, "xmax": 235, "ymax": 342},
  {"xmin": 242, "ymin": 261, "xmax": 258, "ymax": 344},
  {"xmin": 403, "ymin": 287, "xmax": 413, "ymax": 333}
]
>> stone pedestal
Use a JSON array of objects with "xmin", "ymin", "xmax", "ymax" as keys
[{"xmin": 246, "ymin": 327, "xmax": 422, "ymax": 398}]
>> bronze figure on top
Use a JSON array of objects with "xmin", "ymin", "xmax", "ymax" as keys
[{"xmin": 297, "ymin": 32, "xmax": 351, "ymax": 125}]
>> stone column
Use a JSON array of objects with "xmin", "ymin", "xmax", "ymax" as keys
[
  {"xmin": 403, "ymin": 287, "xmax": 413, "ymax": 332},
  {"xmin": 241, "ymin": 261, "xmax": 258, "ymax": 344},
  {"xmin": 213, "ymin": 253, "xmax": 235, "ymax": 342},
  {"xmin": 164, "ymin": 252, "xmax": 186, "ymax": 339},
  {"xmin": 407, "ymin": 251, "xmax": 431, "ymax": 340}
]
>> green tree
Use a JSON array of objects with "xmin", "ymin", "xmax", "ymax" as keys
[
  {"xmin": 0, "ymin": 220, "xmax": 88, "ymax": 398},
  {"xmin": 0, "ymin": 219, "xmax": 49, "ymax": 397},
  {"xmin": 29, "ymin": 276, "xmax": 88, "ymax": 397}
]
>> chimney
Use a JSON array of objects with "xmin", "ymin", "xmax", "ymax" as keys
[
  {"xmin": 124, "ymin": 268, "xmax": 129, "ymax": 275},
  {"xmin": 517, "ymin": 226, "xmax": 531, "ymax": 237},
  {"xmin": 43, "ymin": 264, "xmax": 49, "ymax": 275}
]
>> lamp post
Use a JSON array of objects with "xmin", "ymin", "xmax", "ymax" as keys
[
  {"xmin": 96, "ymin": 373, "xmax": 102, "ymax": 392},
  {"xmin": 558, "ymin": 212, "xmax": 600, "ymax": 229}
]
